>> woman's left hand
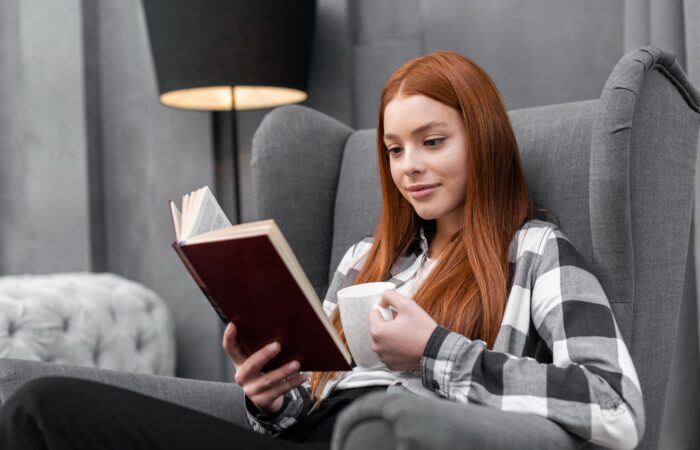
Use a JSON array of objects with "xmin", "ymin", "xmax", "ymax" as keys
[{"xmin": 368, "ymin": 290, "xmax": 438, "ymax": 371}]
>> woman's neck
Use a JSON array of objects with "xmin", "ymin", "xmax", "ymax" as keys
[
  {"xmin": 428, "ymin": 232, "xmax": 451, "ymax": 259},
  {"xmin": 430, "ymin": 217, "xmax": 461, "ymax": 259}
]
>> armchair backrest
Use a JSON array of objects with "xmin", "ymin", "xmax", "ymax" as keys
[{"xmin": 251, "ymin": 46, "xmax": 700, "ymax": 449}]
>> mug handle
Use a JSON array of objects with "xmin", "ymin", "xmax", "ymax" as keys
[{"xmin": 373, "ymin": 304, "xmax": 397, "ymax": 321}]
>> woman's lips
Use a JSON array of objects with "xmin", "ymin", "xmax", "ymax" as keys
[{"xmin": 409, "ymin": 185, "xmax": 440, "ymax": 199}]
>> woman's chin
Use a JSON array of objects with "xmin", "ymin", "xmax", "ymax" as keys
[{"xmin": 413, "ymin": 209, "xmax": 438, "ymax": 221}]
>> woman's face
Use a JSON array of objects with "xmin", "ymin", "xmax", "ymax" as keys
[{"xmin": 383, "ymin": 94, "xmax": 469, "ymax": 231}]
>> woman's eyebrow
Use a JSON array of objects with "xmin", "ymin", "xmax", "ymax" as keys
[{"xmin": 384, "ymin": 121, "xmax": 449, "ymax": 141}]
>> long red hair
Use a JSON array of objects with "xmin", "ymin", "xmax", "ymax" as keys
[{"xmin": 309, "ymin": 50, "xmax": 533, "ymax": 399}]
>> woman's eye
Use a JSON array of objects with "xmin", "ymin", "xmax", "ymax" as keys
[
  {"xmin": 387, "ymin": 147, "xmax": 402, "ymax": 155},
  {"xmin": 425, "ymin": 138, "xmax": 444, "ymax": 147}
]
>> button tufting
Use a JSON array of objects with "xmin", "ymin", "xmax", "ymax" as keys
[{"xmin": 0, "ymin": 272, "xmax": 174, "ymax": 376}]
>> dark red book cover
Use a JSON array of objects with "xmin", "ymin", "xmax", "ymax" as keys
[{"xmin": 172, "ymin": 236, "xmax": 351, "ymax": 372}]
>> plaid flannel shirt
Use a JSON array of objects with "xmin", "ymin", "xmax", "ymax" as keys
[{"xmin": 245, "ymin": 219, "xmax": 645, "ymax": 449}]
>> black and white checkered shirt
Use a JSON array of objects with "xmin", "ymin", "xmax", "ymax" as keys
[{"xmin": 246, "ymin": 219, "xmax": 645, "ymax": 449}]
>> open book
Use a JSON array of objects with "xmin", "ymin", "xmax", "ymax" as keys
[{"xmin": 169, "ymin": 186, "xmax": 352, "ymax": 372}]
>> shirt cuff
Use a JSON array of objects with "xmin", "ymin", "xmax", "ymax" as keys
[
  {"xmin": 244, "ymin": 393, "xmax": 289, "ymax": 422},
  {"xmin": 244, "ymin": 386, "xmax": 310, "ymax": 436},
  {"xmin": 420, "ymin": 325, "xmax": 469, "ymax": 397}
]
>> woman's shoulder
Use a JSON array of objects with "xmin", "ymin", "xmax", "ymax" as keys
[
  {"xmin": 509, "ymin": 218, "xmax": 561, "ymax": 262},
  {"xmin": 511, "ymin": 218, "xmax": 589, "ymax": 271},
  {"xmin": 520, "ymin": 217, "xmax": 559, "ymax": 231},
  {"xmin": 515, "ymin": 217, "xmax": 560, "ymax": 241}
]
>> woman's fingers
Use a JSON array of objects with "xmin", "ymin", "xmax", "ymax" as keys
[
  {"xmin": 222, "ymin": 322, "xmax": 247, "ymax": 366},
  {"xmin": 244, "ymin": 359, "xmax": 302, "ymax": 397},
  {"xmin": 247, "ymin": 372, "xmax": 308, "ymax": 407},
  {"xmin": 267, "ymin": 372, "xmax": 308, "ymax": 400},
  {"xmin": 248, "ymin": 341, "xmax": 281, "ymax": 373},
  {"xmin": 235, "ymin": 341, "xmax": 281, "ymax": 385}
]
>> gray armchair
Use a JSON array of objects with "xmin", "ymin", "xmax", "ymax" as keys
[{"xmin": 1, "ymin": 46, "xmax": 698, "ymax": 449}]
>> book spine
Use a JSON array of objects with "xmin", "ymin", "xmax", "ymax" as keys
[{"xmin": 171, "ymin": 242, "xmax": 230, "ymax": 324}]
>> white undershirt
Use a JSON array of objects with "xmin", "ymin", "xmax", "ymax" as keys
[{"xmin": 326, "ymin": 256, "xmax": 441, "ymax": 399}]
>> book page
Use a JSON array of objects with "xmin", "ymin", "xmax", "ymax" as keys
[
  {"xmin": 181, "ymin": 192, "xmax": 192, "ymax": 239},
  {"xmin": 169, "ymin": 201, "xmax": 182, "ymax": 241},
  {"xmin": 182, "ymin": 186, "xmax": 231, "ymax": 242}
]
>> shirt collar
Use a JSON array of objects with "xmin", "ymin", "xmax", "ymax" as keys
[
  {"xmin": 387, "ymin": 225, "xmax": 431, "ymax": 281},
  {"xmin": 418, "ymin": 226, "xmax": 430, "ymax": 256}
]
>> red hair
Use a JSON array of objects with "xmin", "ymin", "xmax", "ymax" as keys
[{"xmin": 310, "ymin": 50, "xmax": 533, "ymax": 399}]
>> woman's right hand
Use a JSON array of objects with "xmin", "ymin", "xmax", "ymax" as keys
[{"xmin": 222, "ymin": 321, "xmax": 308, "ymax": 415}]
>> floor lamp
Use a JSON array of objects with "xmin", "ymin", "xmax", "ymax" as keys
[{"xmin": 142, "ymin": 0, "xmax": 317, "ymax": 224}]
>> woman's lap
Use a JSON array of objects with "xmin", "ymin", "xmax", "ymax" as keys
[{"xmin": 0, "ymin": 376, "xmax": 327, "ymax": 450}]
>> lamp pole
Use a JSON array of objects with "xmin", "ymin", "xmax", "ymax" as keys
[
  {"xmin": 211, "ymin": 110, "xmax": 240, "ymax": 225},
  {"xmin": 211, "ymin": 88, "xmax": 241, "ymax": 225}
]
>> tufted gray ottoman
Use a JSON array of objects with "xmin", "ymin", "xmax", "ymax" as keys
[{"xmin": 0, "ymin": 272, "xmax": 175, "ymax": 375}]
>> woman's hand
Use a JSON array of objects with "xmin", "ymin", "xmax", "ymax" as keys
[
  {"xmin": 368, "ymin": 290, "xmax": 438, "ymax": 371},
  {"xmin": 222, "ymin": 322, "xmax": 307, "ymax": 415}
]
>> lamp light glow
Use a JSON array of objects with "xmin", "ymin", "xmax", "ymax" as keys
[{"xmin": 160, "ymin": 86, "xmax": 308, "ymax": 111}]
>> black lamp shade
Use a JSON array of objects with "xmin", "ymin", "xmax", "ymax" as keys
[{"xmin": 142, "ymin": 0, "xmax": 317, "ymax": 110}]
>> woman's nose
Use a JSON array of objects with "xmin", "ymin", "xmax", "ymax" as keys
[{"xmin": 402, "ymin": 147, "xmax": 426, "ymax": 175}]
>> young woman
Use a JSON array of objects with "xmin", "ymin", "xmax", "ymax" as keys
[{"xmin": 0, "ymin": 50, "xmax": 644, "ymax": 450}]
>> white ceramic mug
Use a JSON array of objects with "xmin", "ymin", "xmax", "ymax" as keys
[{"xmin": 336, "ymin": 282, "xmax": 396, "ymax": 369}]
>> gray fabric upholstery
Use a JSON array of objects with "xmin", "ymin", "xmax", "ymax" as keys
[
  {"xmin": 0, "ymin": 358, "xmax": 246, "ymax": 426},
  {"xmin": 251, "ymin": 105, "xmax": 353, "ymax": 300},
  {"xmin": 659, "ymin": 235, "xmax": 700, "ymax": 449},
  {"xmin": 332, "ymin": 392, "xmax": 581, "ymax": 450},
  {"xmin": 610, "ymin": 49, "xmax": 700, "ymax": 449},
  {"xmin": 332, "ymin": 130, "xmax": 383, "ymax": 274}
]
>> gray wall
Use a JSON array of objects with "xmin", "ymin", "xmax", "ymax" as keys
[
  {"xmin": 0, "ymin": 0, "xmax": 626, "ymax": 381},
  {"xmin": 0, "ymin": 0, "xmax": 91, "ymax": 274},
  {"xmin": 347, "ymin": 0, "xmax": 624, "ymax": 128},
  {"xmin": 97, "ymin": 1, "xmax": 227, "ymax": 380}
]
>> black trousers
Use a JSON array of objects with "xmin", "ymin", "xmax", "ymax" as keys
[{"xmin": 0, "ymin": 376, "xmax": 386, "ymax": 450}]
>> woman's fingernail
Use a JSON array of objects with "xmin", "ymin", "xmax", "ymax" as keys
[
  {"xmin": 268, "ymin": 342, "xmax": 279, "ymax": 352},
  {"xmin": 289, "ymin": 361, "xmax": 299, "ymax": 370}
]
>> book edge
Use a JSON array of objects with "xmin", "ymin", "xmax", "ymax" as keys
[{"xmin": 265, "ymin": 223, "xmax": 352, "ymax": 366}]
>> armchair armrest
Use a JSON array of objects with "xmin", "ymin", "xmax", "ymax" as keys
[
  {"xmin": 332, "ymin": 392, "xmax": 584, "ymax": 450},
  {"xmin": 0, "ymin": 358, "xmax": 246, "ymax": 427}
]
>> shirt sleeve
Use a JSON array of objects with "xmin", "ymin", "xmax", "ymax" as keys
[
  {"xmin": 419, "ymin": 226, "xmax": 645, "ymax": 450},
  {"xmin": 244, "ymin": 384, "xmax": 312, "ymax": 436},
  {"xmin": 244, "ymin": 239, "xmax": 368, "ymax": 435}
]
